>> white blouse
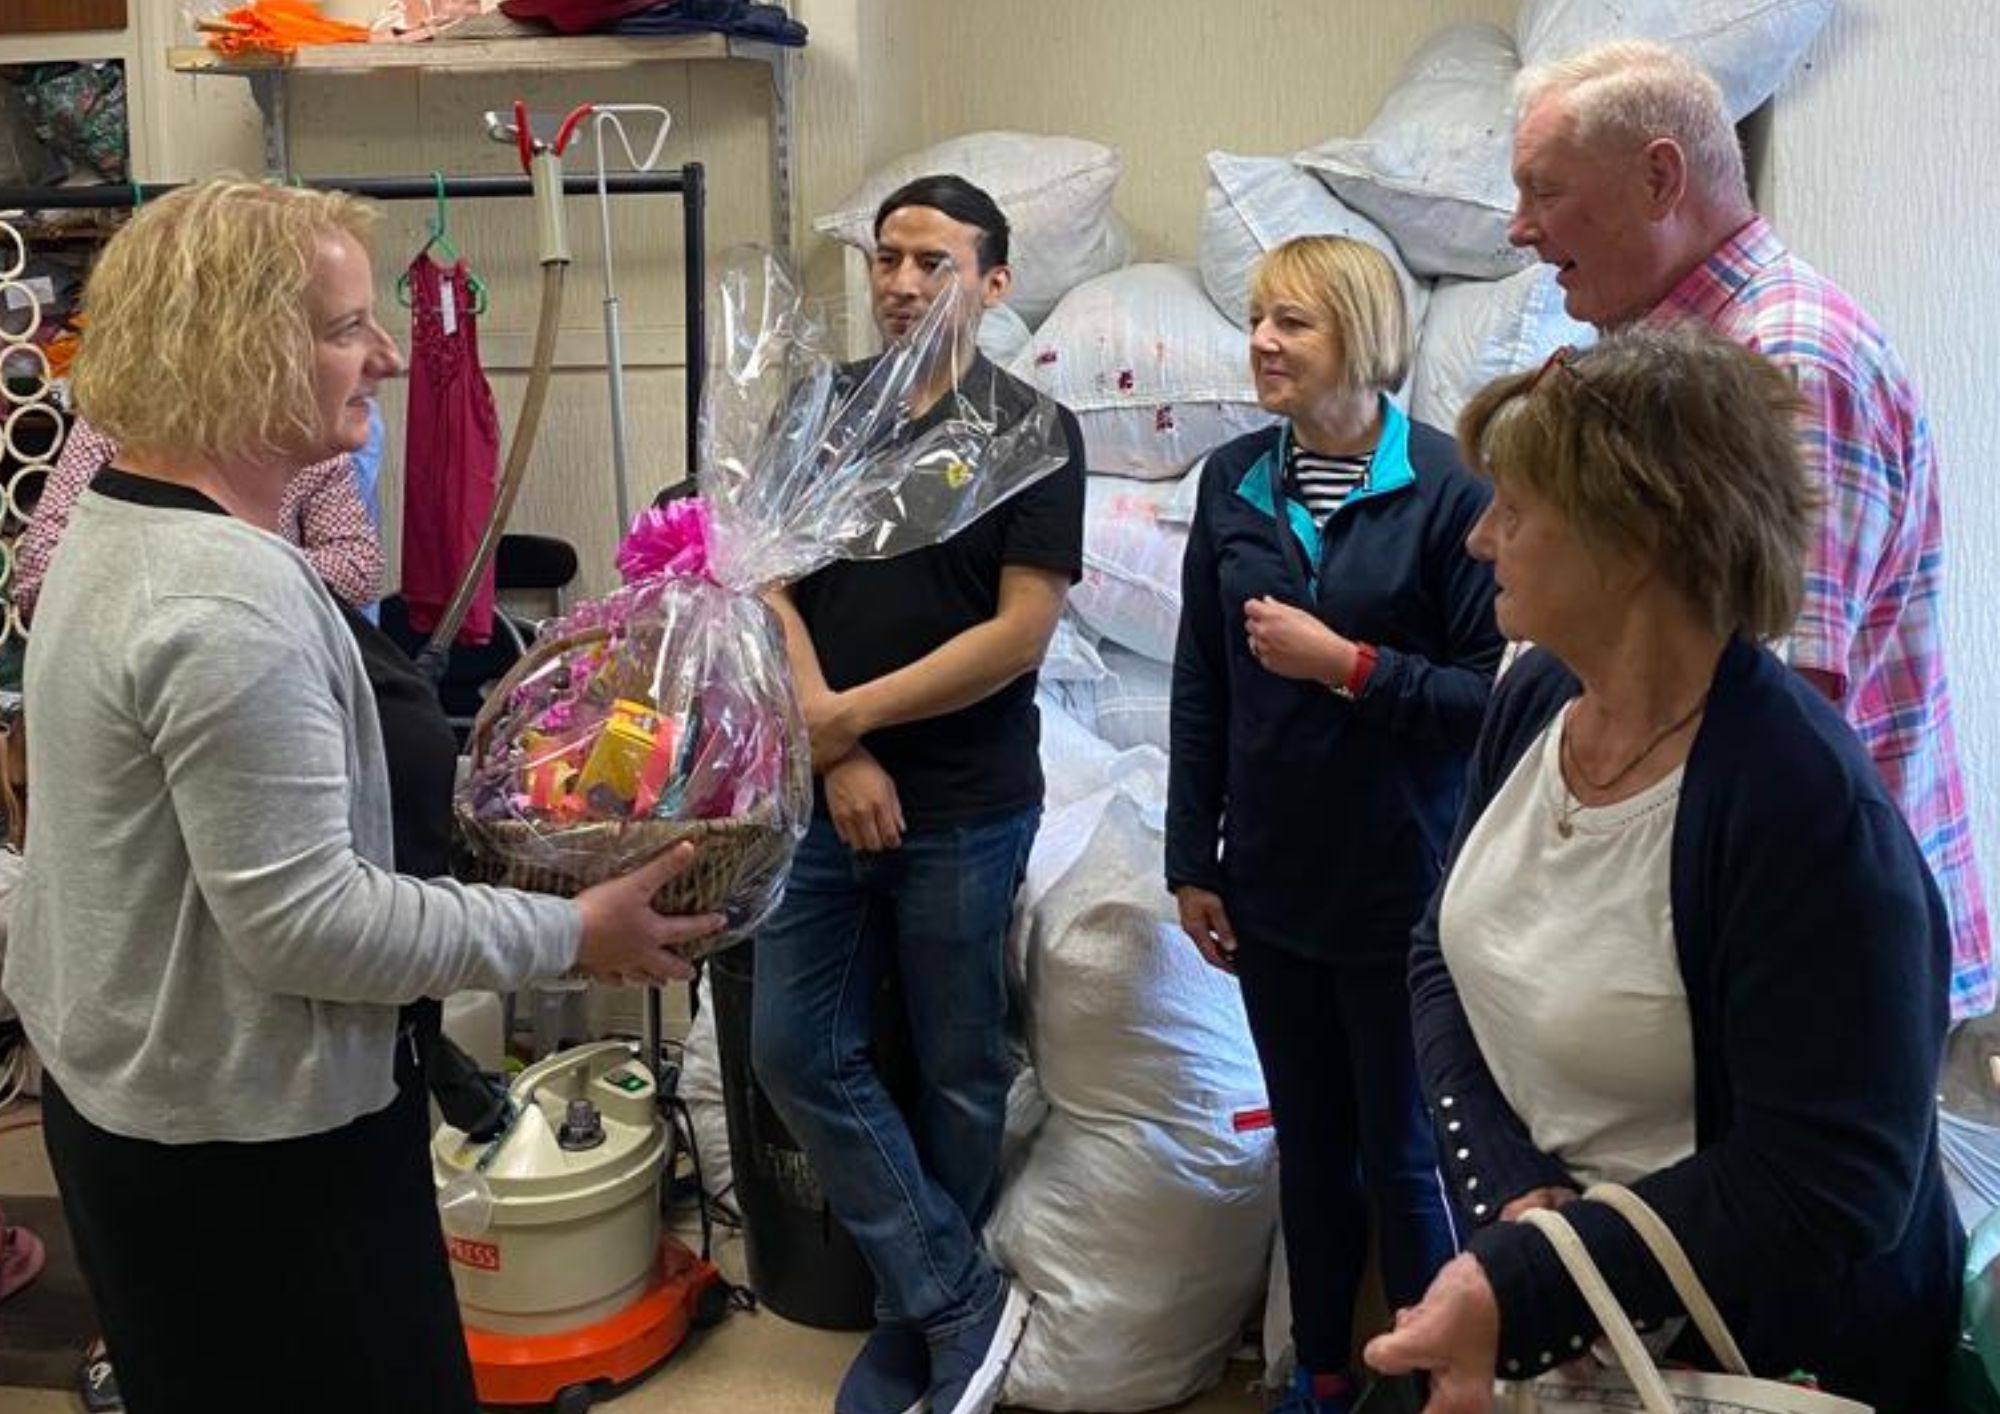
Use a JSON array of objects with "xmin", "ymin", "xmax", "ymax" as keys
[{"xmin": 1437, "ymin": 701, "xmax": 1696, "ymax": 1190}]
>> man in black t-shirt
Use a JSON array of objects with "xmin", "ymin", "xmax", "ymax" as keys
[{"xmin": 752, "ymin": 175, "xmax": 1084, "ymax": 1414}]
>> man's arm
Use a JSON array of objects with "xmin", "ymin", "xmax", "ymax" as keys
[
  {"xmin": 806, "ymin": 565, "xmax": 1069, "ymax": 767},
  {"xmin": 764, "ymin": 582, "xmax": 907, "ymax": 850},
  {"xmin": 1778, "ymin": 360, "xmax": 1902, "ymax": 712},
  {"xmin": 763, "ymin": 584, "xmax": 832, "ymax": 699}
]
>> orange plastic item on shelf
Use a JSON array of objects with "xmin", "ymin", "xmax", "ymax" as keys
[
  {"xmin": 203, "ymin": 1, "xmax": 374, "ymax": 56},
  {"xmin": 44, "ymin": 332, "xmax": 81, "ymax": 380}
]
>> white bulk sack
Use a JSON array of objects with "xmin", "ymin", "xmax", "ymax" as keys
[
  {"xmin": 814, "ymin": 132, "xmax": 1133, "ymax": 327},
  {"xmin": 1071, "ymin": 471, "xmax": 1197, "ymax": 662},
  {"xmin": 1263, "ymin": 1224, "xmax": 1295, "ymax": 1393},
  {"xmin": 1039, "ymin": 679, "xmax": 1102, "ymax": 745},
  {"xmin": 1408, "ymin": 265, "xmax": 1595, "ymax": 432},
  {"xmin": 991, "ymin": 767, "xmax": 1276, "ymax": 1411},
  {"xmin": 680, "ymin": 970, "xmax": 733, "ymax": 1200},
  {"xmin": 976, "ymin": 301, "xmax": 1033, "ymax": 368},
  {"xmin": 1517, "ymin": 0, "xmax": 1834, "ymax": 120},
  {"xmin": 1041, "ymin": 613, "xmax": 1109, "ymax": 685},
  {"xmin": 1198, "ymin": 151, "xmax": 1430, "ymax": 335},
  {"xmin": 1011, "ymin": 263, "xmax": 1276, "ymax": 481},
  {"xmin": 1296, "ymin": 24, "xmax": 1531, "ymax": 281},
  {"xmin": 1093, "ymin": 645, "xmax": 1174, "ymax": 755},
  {"xmin": 1036, "ymin": 684, "xmax": 1175, "ymax": 815}
]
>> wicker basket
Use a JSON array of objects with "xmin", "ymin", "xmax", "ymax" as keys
[{"xmin": 455, "ymin": 623, "xmax": 801, "ymax": 932}]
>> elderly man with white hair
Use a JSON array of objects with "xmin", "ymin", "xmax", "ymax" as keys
[{"xmin": 1504, "ymin": 39, "xmax": 1991, "ymax": 1022}]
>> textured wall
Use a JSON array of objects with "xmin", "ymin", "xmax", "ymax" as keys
[
  {"xmin": 1763, "ymin": 1, "xmax": 2000, "ymax": 933},
  {"xmin": 914, "ymin": 0, "xmax": 1518, "ymax": 260}
]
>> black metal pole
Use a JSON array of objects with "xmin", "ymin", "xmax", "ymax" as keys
[
  {"xmin": 0, "ymin": 172, "xmax": 690, "ymax": 209},
  {"xmin": 3, "ymin": 168, "xmax": 710, "ymax": 492},
  {"xmin": 681, "ymin": 161, "xmax": 705, "ymax": 490}
]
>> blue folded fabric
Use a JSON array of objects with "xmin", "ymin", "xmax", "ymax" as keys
[{"xmin": 609, "ymin": 0, "xmax": 807, "ymax": 45}]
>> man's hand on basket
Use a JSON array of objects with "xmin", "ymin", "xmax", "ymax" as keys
[
  {"xmin": 825, "ymin": 748, "xmax": 904, "ymax": 853},
  {"xmin": 575, "ymin": 842, "xmax": 724, "ymax": 983}
]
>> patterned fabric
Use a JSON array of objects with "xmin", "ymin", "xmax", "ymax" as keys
[
  {"xmin": 11, "ymin": 417, "xmax": 383, "ymax": 619},
  {"xmin": 1284, "ymin": 437, "xmax": 1371, "ymax": 528},
  {"xmin": 1647, "ymin": 216, "xmax": 1991, "ymax": 1017}
]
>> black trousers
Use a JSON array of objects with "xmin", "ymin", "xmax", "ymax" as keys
[
  {"xmin": 1234, "ymin": 940, "xmax": 1458, "ymax": 1374},
  {"xmin": 41, "ymin": 1037, "xmax": 478, "ymax": 1414}
]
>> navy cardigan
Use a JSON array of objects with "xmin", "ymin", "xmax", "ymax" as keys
[
  {"xmin": 1410, "ymin": 637, "xmax": 1962, "ymax": 1409},
  {"xmin": 1166, "ymin": 404, "xmax": 1502, "ymax": 961}
]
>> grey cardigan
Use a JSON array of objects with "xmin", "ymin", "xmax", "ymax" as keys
[{"xmin": 6, "ymin": 485, "xmax": 579, "ymax": 1143}]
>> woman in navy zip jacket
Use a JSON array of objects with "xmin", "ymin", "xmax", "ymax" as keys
[
  {"xmin": 1365, "ymin": 327, "xmax": 1962, "ymax": 1413},
  {"xmin": 1166, "ymin": 236, "xmax": 1503, "ymax": 1414}
]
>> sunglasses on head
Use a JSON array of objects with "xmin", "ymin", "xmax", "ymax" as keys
[{"xmin": 1527, "ymin": 343, "xmax": 1633, "ymax": 428}]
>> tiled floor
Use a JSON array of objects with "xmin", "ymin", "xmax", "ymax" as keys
[{"xmin": 0, "ymin": 1103, "xmax": 1264, "ymax": 1414}]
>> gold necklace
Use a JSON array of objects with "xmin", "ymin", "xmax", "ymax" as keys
[{"xmin": 1555, "ymin": 695, "xmax": 1707, "ymax": 838}]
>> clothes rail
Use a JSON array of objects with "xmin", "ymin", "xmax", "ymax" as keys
[{"xmin": 0, "ymin": 166, "xmax": 710, "ymax": 485}]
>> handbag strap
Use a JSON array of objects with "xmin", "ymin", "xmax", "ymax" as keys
[
  {"xmin": 1518, "ymin": 1205, "xmax": 1679, "ymax": 1414},
  {"xmin": 1581, "ymin": 1183, "xmax": 1751, "ymax": 1375}
]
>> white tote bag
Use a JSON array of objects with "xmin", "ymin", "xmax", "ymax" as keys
[{"xmin": 1508, "ymin": 1184, "xmax": 1870, "ymax": 1414}]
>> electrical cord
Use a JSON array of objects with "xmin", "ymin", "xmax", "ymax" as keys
[{"xmin": 0, "ymin": 1019, "xmax": 27, "ymax": 1113}]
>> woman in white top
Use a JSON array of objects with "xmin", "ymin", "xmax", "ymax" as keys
[
  {"xmin": 5, "ymin": 178, "xmax": 721, "ymax": 1414},
  {"xmin": 1364, "ymin": 326, "xmax": 1961, "ymax": 1412}
]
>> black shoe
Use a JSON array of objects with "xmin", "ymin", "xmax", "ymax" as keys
[{"xmin": 78, "ymin": 1340, "xmax": 123, "ymax": 1413}]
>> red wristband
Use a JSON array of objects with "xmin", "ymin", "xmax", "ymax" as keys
[{"xmin": 1340, "ymin": 641, "xmax": 1379, "ymax": 698}]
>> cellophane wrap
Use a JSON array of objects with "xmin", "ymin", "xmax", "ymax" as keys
[{"xmin": 457, "ymin": 246, "xmax": 1071, "ymax": 954}]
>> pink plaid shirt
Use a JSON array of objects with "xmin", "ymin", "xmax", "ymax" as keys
[
  {"xmin": 1648, "ymin": 216, "xmax": 1992, "ymax": 1018},
  {"xmin": 12, "ymin": 418, "xmax": 384, "ymax": 621}
]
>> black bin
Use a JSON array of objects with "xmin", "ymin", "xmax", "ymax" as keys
[{"xmin": 708, "ymin": 940, "xmax": 918, "ymax": 1331}]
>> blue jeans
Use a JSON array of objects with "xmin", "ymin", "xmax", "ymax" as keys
[{"xmin": 751, "ymin": 807, "xmax": 1039, "ymax": 1333}]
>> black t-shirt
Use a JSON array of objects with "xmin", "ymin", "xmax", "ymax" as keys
[
  {"xmin": 340, "ymin": 604, "xmax": 458, "ymax": 880},
  {"xmin": 791, "ymin": 356, "xmax": 1086, "ymax": 826}
]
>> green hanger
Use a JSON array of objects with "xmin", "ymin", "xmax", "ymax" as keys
[{"xmin": 397, "ymin": 173, "xmax": 489, "ymax": 317}]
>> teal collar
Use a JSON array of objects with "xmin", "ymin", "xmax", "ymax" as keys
[{"xmin": 1233, "ymin": 395, "xmax": 1416, "ymax": 573}]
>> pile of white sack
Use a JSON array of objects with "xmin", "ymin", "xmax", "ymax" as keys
[{"xmin": 676, "ymin": 1, "xmax": 1832, "ymax": 1406}]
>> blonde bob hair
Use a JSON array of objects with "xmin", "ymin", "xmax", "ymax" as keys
[
  {"xmin": 72, "ymin": 176, "xmax": 379, "ymax": 464},
  {"xmin": 1455, "ymin": 325, "xmax": 1812, "ymax": 642},
  {"xmin": 1248, "ymin": 235, "xmax": 1410, "ymax": 398}
]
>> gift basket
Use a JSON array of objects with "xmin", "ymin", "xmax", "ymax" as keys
[{"xmin": 455, "ymin": 246, "xmax": 1071, "ymax": 956}]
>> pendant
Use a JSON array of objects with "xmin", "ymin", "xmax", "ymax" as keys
[{"xmin": 1556, "ymin": 815, "xmax": 1575, "ymax": 839}]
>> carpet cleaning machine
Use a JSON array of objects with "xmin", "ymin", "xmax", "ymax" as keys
[
  {"xmin": 419, "ymin": 101, "xmax": 731, "ymax": 1412},
  {"xmin": 432, "ymin": 1043, "xmax": 728, "ymax": 1412}
]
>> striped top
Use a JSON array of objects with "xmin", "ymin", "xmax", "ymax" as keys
[{"xmin": 1284, "ymin": 436, "xmax": 1371, "ymax": 526}]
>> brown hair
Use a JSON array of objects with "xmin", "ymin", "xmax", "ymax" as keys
[
  {"xmin": 72, "ymin": 176, "xmax": 379, "ymax": 464},
  {"xmin": 1456, "ymin": 324, "xmax": 1813, "ymax": 640}
]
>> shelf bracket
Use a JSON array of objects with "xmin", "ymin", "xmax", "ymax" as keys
[{"xmin": 247, "ymin": 69, "xmax": 292, "ymax": 178}]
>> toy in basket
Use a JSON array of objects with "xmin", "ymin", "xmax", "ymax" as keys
[
  {"xmin": 456, "ymin": 245, "xmax": 1074, "ymax": 957},
  {"xmin": 457, "ymin": 506, "xmax": 811, "ymax": 954}
]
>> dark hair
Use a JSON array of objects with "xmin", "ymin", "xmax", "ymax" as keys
[{"xmin": 872, "ymin": 174, "xmax": 1009, "ymax": 271}]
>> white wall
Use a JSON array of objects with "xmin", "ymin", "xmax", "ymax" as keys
[{"xmin": 1762, "ymin": 2, "xmax": 2000, "ymax": 929}]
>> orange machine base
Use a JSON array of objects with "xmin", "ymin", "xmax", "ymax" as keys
[{"xmin": 465, "ymin": 1237, "xmax": 724, "ymax": 1408}]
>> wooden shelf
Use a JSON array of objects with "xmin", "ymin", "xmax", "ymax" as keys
[
  {"xmin": 165, "ymin": 26, "xmax": 797, "ymax": 250},
  {"xmin": 167, "ymin": 33, "xmax": 740, "ymax": 77}
]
